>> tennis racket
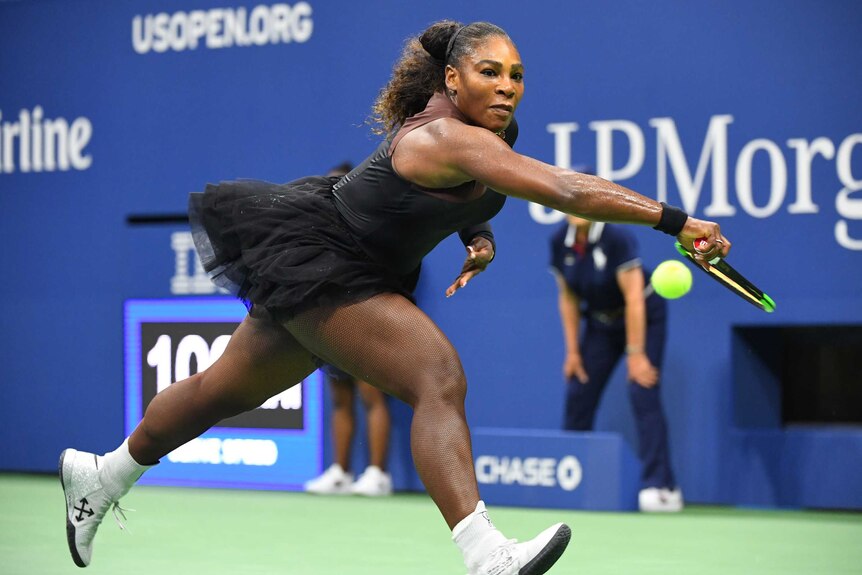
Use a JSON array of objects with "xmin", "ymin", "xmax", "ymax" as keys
[{"xmin": 674, "ymin": 239, "xmax": 776, "ymax": 313}]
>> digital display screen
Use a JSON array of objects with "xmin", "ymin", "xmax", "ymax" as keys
[{"xmin": 124, "ymin": 298, "xmax": 323, "ymax": 490}]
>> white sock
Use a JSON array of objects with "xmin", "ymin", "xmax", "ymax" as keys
[
  {"xmin": 99, "ymin": 438, "xmax": 154, "ymax": 501},
  {"xmin": 452, "ymin": 501, "xmax": 508, "ymax": 571}
]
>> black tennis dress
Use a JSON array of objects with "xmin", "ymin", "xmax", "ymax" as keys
[{"xmin": 189, "ymin": 92, "xmax": 517, "ymax": 320}]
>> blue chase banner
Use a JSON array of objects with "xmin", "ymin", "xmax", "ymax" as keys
[{"xmin": 472, "ymin": 428, "xmax": 640, "ymax": 511}]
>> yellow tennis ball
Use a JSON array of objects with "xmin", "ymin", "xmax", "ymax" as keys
[{"xmin": 651, "ymin": 260, "xmax": 692, "ymax": 299}]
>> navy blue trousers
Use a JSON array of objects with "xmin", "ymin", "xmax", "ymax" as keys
[{"xmin": 563, "ymin": 316, "xmax": 676, "ymax": 489}]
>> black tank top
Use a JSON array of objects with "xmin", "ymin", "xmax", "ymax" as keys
[{"xmin": 332, "ymin": 92, "xmax": 517, "ymax": 275}]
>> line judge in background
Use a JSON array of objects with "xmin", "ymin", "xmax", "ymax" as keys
[
  {"xmin": 550, "ymin": 188, "xmax": 682, "ymax": 512},
  {"xmin": 305, "ymin": 361, "xmax": 394, "ymax": 495},
  {"xmin": 60, "ymin": 20, "xmax": 728, "ymax": 575}
]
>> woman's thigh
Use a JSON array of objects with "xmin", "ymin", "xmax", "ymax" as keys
[{"xmin": 283, "ymin": 293, "xmax": 464, "ymax": 407}]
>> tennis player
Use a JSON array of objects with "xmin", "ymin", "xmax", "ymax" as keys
[{"xmin": 60, "ymin": 20, "xmax": 729, "ymax": 575}]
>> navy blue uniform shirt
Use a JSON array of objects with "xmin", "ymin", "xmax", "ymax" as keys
[{"xmin": 549, "ymin": 222, "xmax": 664, "ymax": 324}]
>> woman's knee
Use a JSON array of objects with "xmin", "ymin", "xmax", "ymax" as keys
[
  {"xmin": 329, "ymin": 379, "xmax": 355, "ymax": 410},
  {"xmin": 412, "ymin": 356, "xmax": 467, "ymax": 407},
  {"xmin": 357, "ymin": 381, "xmax": 386, "ymax": 409}
]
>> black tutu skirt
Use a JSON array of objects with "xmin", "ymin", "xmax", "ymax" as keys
[{"xmin": 189, "ymin": 176, "xmax": 416, "ymax": 321}]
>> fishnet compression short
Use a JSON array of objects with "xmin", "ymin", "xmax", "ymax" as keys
[
  {"xmin": 135, "ymin": 292, "xmax": 480, "ymax": 527},
  {"xmin": 284, "ymin": 292, "xmax": 480, "ymax": 526}
]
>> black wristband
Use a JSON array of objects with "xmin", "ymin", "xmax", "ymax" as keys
[
  {"xmin": 468, "ymin": 231, "xmax": 496, "ymax": 262},
  {"xmin": 458, "ymin": 225, "xmax": 496, "ymax": 263},
  {"xmin": 652, "ymin": 202, "xmax": 688, "ymax": 236},
  {"xmin": 459, "ymin": 224, "xmax": 495, "ymax": 251}
]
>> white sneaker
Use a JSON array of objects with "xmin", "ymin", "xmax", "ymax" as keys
[
  {"xmin": 639, "ymin": 487, "xmax": 684, "ymax": 512},
  {"xmin": 471, "ymin": 523, "xmax": 571, "ymax": 575},
  {"xmin": 303, "ymin": 464, "xmax": 354, "ymax": 495},
  {"xmin": 350, "ymin": 465, "xmax": 393, "ymax": 496},
  {"xmin": 59, "ymin": 449, "xmax": 125, "ymax": 567}
]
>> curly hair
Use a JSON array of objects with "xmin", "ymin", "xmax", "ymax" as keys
[{"xmin": 370, "ymin": 20, "xmax": 510, "ymax": 135}]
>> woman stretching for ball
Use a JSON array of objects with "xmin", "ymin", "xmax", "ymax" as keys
[{"xmin": 60, "ymin": 19, "xmax": 729, "ymax": 575}]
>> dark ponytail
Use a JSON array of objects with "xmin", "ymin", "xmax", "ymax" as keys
[{"xmin": 370, "ymin": 20, "xmax": 510, "ymax": 135}]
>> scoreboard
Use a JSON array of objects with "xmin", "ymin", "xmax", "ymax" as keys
[{"xmin": 124, "ymin": 298, "xmax": 323, "ymax": 490}]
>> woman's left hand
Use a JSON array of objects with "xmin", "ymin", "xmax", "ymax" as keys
[
  {"xmin": 627, "ymin": 353, "xmax": 659, "ymax": 388},
  {"xmin": 445, "ymin": 237, "xmax": 495, "ymax": 297}
]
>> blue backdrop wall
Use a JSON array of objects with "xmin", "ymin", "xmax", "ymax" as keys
[{"xmin": 2, "ymin": 0, "xmax": 861, "ymax": 508}]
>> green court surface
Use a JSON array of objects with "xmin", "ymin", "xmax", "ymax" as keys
[{"xmin": 2, "ymin": 473, "xmax": 860, "ymax": 575}]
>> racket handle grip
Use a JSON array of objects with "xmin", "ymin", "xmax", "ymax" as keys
[{"xmin": 694, "ymin": 237, "xmax": 721, "ymax": 265}]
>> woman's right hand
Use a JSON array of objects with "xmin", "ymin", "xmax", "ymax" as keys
[
  {"xmin": 676, "ymin": 216, "xmax": 731, "ymax": 268},
  {"xmin": 564, "ymin": 352, "xmax": 589, "ymax": 384}
]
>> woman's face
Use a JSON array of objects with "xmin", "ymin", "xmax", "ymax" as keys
[{"xmin": 445, "ymin": 35, "xmax": 524, "ymax": 134}]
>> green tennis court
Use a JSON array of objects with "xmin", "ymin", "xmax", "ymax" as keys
[{"xmin": 3, "ymin": 474, "xmax": 859, "ymax": 574}]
